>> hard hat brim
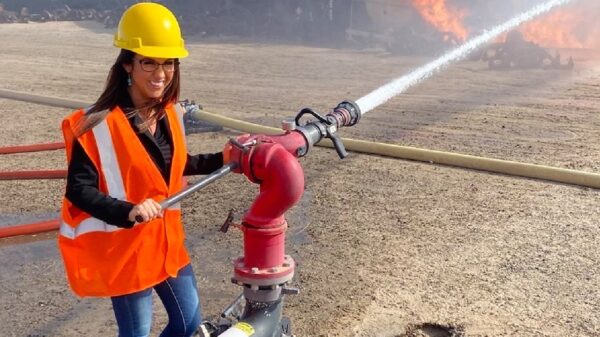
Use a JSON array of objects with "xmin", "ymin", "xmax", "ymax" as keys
[{"xmin": 115, "ymin": 43, "xmax": 189, "ymax": 59}]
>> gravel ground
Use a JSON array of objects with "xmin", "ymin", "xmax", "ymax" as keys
[{"xmin": 0, "ymin": 21, "xmax": 599, "ymax": 337}]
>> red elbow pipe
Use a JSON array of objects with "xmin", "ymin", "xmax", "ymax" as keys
[
  {"xmin": 232, "ymin": 135, "xmax": 306, "ymax": 283},
  {"xmin": 243, "ymin": 142, "xmax": 305, "ymax": 227},
  {"xmin": 242, "ymin": 143, "xmax": 304, "ymax": 269}
]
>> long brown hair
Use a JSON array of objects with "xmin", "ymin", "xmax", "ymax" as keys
[{"xmin": 74, "ymin": 49, "xmax": 181, "ymax": 136}]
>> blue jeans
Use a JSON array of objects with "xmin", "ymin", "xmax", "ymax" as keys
[{"xmin": 111, "ymin": 264, "xmax": 202, "ymax": 337}]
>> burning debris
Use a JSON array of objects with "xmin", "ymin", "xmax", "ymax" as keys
[
  {"xmin": 474, "ymin": 30, "xmax": 574, "ymax": 70},
  {"xmin": 411, "ymin": 0, "xmax": 469, "ymax": 43}
]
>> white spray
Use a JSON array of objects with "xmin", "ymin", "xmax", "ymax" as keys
[{"xmin": 355, "ymin": 0, "xmax": 575, "ymax": 115}]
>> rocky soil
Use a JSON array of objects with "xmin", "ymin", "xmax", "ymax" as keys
[{"xmin": 0, "ymin": 21, "xmax": 599, "ymax": 337}]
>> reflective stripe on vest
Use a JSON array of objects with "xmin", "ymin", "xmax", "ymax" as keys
[
  {"xmin": 59, "ymin": 203, "xmax": 181, "ymax": 239},
  {"xmin": 92, "ymin": 119, "xmax": 126, "ymax": 200},
  {"xmin": 174, "ymin": 102, "xmax": 186, "ymax": 139},
  {"xmin": 59, "ymin": 112, "xmax": 184, "ymax": 240}
]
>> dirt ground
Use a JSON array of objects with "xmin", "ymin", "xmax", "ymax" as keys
[{"xmin": 0, "ymin": 21, "xmax": 599, "ymax": 337}]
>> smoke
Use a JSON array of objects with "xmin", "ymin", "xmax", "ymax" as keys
[
  {"xmin": 458, "ymin": 0, "xmax": 548, "ymax": 30},
  {"xmin": 356, "ymin": 0, "xmax": 575, "ymax": 114},
  {"xmin": 519, "ymin": 0, "xmax": 600, "ymax": 49},
  {"xmin": 364, "ymin": 0, "xmax": 599, "ymax": 52}
]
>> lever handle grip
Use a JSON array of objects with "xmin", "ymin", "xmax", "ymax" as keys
[{"xmin": 329, "ymin": 134, "xmax": 348, "ymax": 159}]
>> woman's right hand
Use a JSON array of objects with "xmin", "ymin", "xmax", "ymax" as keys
[
  {"xmin": 128, "ymin": 199, "xmax": 163, "ymax": 223},
  {"xmin": 223, "ymin": 136, "xmax": 249, "ymax": 173}
]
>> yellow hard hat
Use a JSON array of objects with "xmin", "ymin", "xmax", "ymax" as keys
[{"xmin": 114, "ymin": 2, "xmax": 188, "ymax": 59}]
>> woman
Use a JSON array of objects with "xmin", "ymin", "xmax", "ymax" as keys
[{"xmin": 59, "ymin": 3, "xmax": 228, "ymax": 336}]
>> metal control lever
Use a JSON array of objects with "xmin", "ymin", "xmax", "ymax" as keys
[
  {"xmin": 219, "ymin": 209, "xmax": 236, "ymax": 233},
  {"xmin": 327, "ymin": 129, "xmax": 347, "ymax": 158},
  {"xmin": 134, "ymin": 163, "xmax": 237, "ymax": 223},
  {"xmin": 282, "ymin": 286, "xmax": 300, "ymax": 295},
  {"xmin": 220, "ymin": 293, "xmax": 245, "ymax": 319},
  {"xmin": 229, "ymin": 137, "xmax": 256, "ymax": 153},
  {"xmin": 294, "ymin": 107, "xmax": 349, "ymax": 159}
]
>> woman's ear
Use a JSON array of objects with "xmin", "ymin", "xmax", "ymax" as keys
[{"xmin": 122, "ymin": 63, "xmax": 133, "ymax": 73}]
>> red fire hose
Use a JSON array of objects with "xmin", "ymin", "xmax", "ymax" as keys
[
  {"xmin": 0, "ymin": 142, "xmax": 64, "ymax": 154},
  {"xmin": 0, "ymin": 170, "xmax": 67, "ymax": 180},
  {"xmin": 0, "ymin": 219, "xmax": 60, "ymax": 239}
]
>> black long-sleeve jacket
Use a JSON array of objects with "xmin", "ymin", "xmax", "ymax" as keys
[{"xmin": 65, "ymin": 105, "xmax": 223, "ymax": 228}]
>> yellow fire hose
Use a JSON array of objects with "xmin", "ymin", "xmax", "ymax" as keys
[{"xmin": 1, "ymin": 88, "xmax": 599, "ymax": 189}]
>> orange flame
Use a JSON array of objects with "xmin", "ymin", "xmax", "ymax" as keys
[
  {"xmin": 520, "ymin": 2, "xmax": 600, "ymax": 49},
  {"xmin": 410, "ymin": 0, "xmax": 469, "ymax": 42}
]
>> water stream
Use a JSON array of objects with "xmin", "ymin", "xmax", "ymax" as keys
[{"xmin": 355, "ymin": 0, "xmax": 574, "ymax": 115}]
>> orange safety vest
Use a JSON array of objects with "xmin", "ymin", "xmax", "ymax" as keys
[{"xmin": 59, "ymin": 103, "xmax": 189, "ymax": 297}]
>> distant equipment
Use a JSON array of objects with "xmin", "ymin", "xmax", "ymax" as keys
[{"xmin": 474, "ymin": 30, "xmax": 574, "ymax": 70}]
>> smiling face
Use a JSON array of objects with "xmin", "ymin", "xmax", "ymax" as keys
[{"xmin": 123, "ymin": 55, "xmax": 178, "ymax": 108}]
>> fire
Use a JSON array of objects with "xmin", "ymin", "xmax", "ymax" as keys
[
  {"xmin": 410, "ymin": 0, "xmax": 469, "ymax": 42},
  {"xmin": 520, "ymin": 2, "xmax": 600, "ymax": 49}
]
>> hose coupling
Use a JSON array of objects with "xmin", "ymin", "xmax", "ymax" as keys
[{"xmin": 327, "ymin": 100, "xmax": 361, "ymax": 128}]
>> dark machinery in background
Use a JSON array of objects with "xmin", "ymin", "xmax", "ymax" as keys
[
  {"xmin": 0, "ymin": 0, "xmax": 588, "ymax": 60},
  {"xmin": 0, "ymin": 0, "xmax": 464, "ymax": 53},
  {"xmin": 0, "ymin": 0, "xmax": 125, "ymax": 24},
  {"xmin": 473, "ymin": 30, "xmax": 574, "ymax": 70},
  {"xmin": 172, "ymin": 0, "xmax": 353, "ymax": 45},
  {"xmin": 0, "ymin": 0, "xmax": 355, "ymax": 45}
]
